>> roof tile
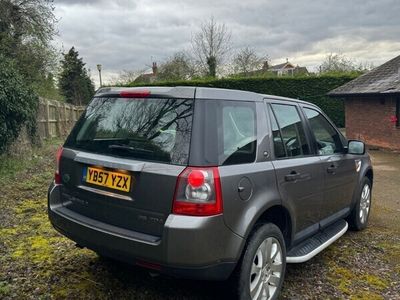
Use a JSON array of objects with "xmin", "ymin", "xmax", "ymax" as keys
[{"xmin": 328, "ymin": 55, "xmax": 400, "ymax": 96}]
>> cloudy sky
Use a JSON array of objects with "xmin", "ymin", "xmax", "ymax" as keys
[{"xmin": 54, "ymin": 0, "xmax": 400, "ymax": 85}]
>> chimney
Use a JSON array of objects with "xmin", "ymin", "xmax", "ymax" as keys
[
  {"xmin": 286, "ymin": 57, "xmax": 289, "ymax": 63},
  {"xmin": 152, "ymin": 62, "xmax": 158, "ymax": 75},
  {"xmin": 262, "ymin": 61, "xmax": 269, "ymax": 70}
]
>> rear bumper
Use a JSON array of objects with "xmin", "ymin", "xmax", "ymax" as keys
[{"xmin": 48, "ymin": 183, "xmax": 243, "ymax": 280}]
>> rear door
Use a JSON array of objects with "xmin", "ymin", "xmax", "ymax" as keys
[
  {"xmin": 59, "ymin": 95, "xmax": 194, "ymax": 237},
  {"xmin": 300, "ymin": 105, "xmax": 358, "ymax": 227},
  {"xmin": 267, "ymin": 101, "xmax": 324, "ymax": 243}
]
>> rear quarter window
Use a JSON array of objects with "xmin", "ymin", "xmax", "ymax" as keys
[
  {"xmin": 190, "ymin": 100, "xmax": 257, "ymax": 166},
  {"xmin": 222, "ymin": 103, "xmax": 257, "ymax": 165}
]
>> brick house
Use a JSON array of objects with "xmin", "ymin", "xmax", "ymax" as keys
[
  {"xmin": 134, "ymin": 62, "xmax": 158, "ymax": 83},
  {"xmin": 267, "ymin": 59, "xmax": 309, "ymax": 76},
  {"xmin": 328, "ymin": 55, "xmax": 400, "ymax": 150},
  {"xmin": 238, "ymin": 59, "xmax": 308, "ymax": 77}
]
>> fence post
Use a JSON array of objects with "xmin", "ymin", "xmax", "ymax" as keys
[
  {"xmin": 56, "ymin": 101, "xmax": 60, "ymax": 137},
  {"xmin": 64, "ymin": 103, "xmax": 67, "ymax": 136},
  {"xmin": 45, "ymin": 100, "xmax": 50, "ymax": 139}
]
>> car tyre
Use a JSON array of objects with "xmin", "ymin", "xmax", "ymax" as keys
[
  {"xmin": 348, "ymin": 177, "xmax": 372, "ymax": 231},
  {"xmin": 232, "ymin": 223, "xmax": 286, "ymax": 300}
]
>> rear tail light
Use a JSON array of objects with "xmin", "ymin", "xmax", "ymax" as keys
[
  {"xmin": 55, "ymin": 146, "xmax": 63, "ymax": 184},
  {"xmin": 172, "ymin": 167, "xmax": 223, "ymax": 216}
]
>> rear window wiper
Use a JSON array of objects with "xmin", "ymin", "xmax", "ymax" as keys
[{"xmin": 108, "ymin": 144, "xmax": 154, "ymax": 154}]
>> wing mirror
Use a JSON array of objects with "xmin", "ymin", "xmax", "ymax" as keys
[{"xmin": 346, "ymin": 140, "xmax": 365, "ymax": 155}]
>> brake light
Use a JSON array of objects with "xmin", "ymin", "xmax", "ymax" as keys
[
  {"xmin": 187, "ymin": 170, "xmax": 206, "ymax": 188},
  {"xmin": 55, "ymin": 146, "xmax": 63, "ymax": 184},
  {"xmin": 172, "ymin": 167, "xmax": 223, "ymax": 216},
  {"xmin": 120, "ymin": 90, "xmax": 151, "ymax": 98}
]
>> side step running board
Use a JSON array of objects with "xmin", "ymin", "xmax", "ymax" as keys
[{"xmin": 287, "ymin": 219, "xmax": 348, "ymax": 263}]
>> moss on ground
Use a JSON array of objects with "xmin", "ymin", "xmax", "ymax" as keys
[
  {"xmin": 361, "ymin": 274, "xmax": 389, "ymax": 290},
  {"xmin": 0, "ymin": 281, "xmax": 11, "ymax": 297},
  {"xmin": 1, "ymin": 192, "xmax": 105, "ymax": 297},
  {"xmin": 350, "ymin": 291, "xmax": 383, "ymax": 300},
  {"xmin": 327, "ymin": 260, "xmax": 390, "ymax": 295},
  {"xmin": 322, "ymin": 227, "xmax": 396, "ymax": 299},
  {"xmin": 327, "ymin": 263, "xmax": 355, "ymax": 295}
]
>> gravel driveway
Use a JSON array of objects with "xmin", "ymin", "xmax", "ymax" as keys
[{"xmin": 0, "ymin": 143, "xmax": 399, "ymax": 299}]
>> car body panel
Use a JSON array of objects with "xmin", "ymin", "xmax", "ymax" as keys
[
  {"xmin": 49, "ymin": 183, "xmax": 243, "ymax": 279},
  {"xmin": 271, "ymin": 156, "xmax": 324, "ymax": 244},
  {"xmin": 318, "ymin": 153, "xmax": 358, "ymax": 226},
  {"xmin": 59, "ymin": 148, "xmax": 184, "ymax": 237}
]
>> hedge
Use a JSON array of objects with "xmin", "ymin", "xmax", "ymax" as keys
[
  {"xmin": 124, "ymin": 75, "xmax": 357, "ymax": 127},
  {"xmin": 0, "ymin": 55, "xmax": 39, "ymax": 154}
]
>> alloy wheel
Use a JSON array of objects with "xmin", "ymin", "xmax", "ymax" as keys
[
  {"xmin": 359, "ymin": 184, "xmax": 371, "ymax": 224},
  {"xmin": 249, "ymin": 237, "xmax": 283, "ymax": 300}
]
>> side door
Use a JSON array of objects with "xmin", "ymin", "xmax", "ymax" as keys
[
  {"xmin": 267, "ymin": 101, "xmax": 324, "ymax": 244},
  {"xmin": 300, "ymin": 105, "xmax": 358, "ymax": 227}
]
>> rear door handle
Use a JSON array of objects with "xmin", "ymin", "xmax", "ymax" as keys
[
  {"xmin": 327, "ymin": 165, "xmax": 338, "ymax": 174},
  {"xmin": 285, "ymin": 172, "xmax": 301, "ymax": 182}
]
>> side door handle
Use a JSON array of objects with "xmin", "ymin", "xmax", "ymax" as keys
[
  {"xmin": 285, "ymin": 171, "xmax": 301, "ymax": 182},
  {"xmin": 327, "ymin": 164, "xmax": 338, "ymax": 174}
]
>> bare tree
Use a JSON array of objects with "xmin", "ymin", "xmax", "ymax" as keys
[
  {"xmin": 158, "ymin": 52, "xmax": 196, "ymax": 81},
  {"xmin": 191, "ymin": 17, "xmax": 232, "ymax": 77},
  {"xmin": 318, "ymin": 53, "xmax": 373, "ymax": 74},
  {"xmin": 232, "ymin": 47, "xmax": 269, "ymax": 76},
  {"xmin": 119, "ymin": 69, "xmax": 143, "ymax": 83},
  {"xmin": 358, "ymin": 61, "xmax": 375, "ymax": 72},
  {"xmin": 109, "ymin": 68, "xmax": 147, "ymax": 85}
]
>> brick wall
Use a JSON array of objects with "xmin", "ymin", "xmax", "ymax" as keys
[{"xmin": 345, "ymin": 96, "xmax": 400, "ymax": 150}]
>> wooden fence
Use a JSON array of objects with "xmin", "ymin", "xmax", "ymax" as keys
[{"xmin": 37, "ymin": 98, "xmax": 85, "ymax": 139}]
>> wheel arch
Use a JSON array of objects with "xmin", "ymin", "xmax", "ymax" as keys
[
  {"xmin": 245, "ymin": 205, "xmax": 293, "ymax": 249},
  {"xmin": 364, "ymin": 167, "xmax": 373, "ymax": 186},
  {"xmin": 349, "ymin": 166, "xmax": 373, "ymax": 212}
]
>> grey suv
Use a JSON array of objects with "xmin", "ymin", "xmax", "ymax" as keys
[{"xmin": 48, "ymin": 86, "xmax": 373, "ymax": 299}]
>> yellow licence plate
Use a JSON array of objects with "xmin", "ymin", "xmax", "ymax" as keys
[{"xmin": 85, "ymin": 166, "xmax": 131, "ymax": 192}]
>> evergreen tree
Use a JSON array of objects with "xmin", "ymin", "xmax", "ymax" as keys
[
  {"xmin": 0, "ymin": 54, "xmax": 38, "ymax": 154},
  {"xmin": 58, "ymin": 47, "xmax": 95, "ymax": 105}
]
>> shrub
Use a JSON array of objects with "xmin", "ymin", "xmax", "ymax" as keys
[
  {"xmin": 0, "ymin": 55, "xmax": 39, "ymax": 154},
  {"xmin": 124, "ymin": 75, "xmax": 357, "ymax": 127}
]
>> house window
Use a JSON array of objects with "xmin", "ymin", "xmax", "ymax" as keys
[{"xmin": 396, "ymin": 98, "xmax": 400, "ymax": 127}]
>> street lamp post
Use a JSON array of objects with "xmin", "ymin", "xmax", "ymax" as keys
[{"xmin": 96, "ymin": 64, "xmax": 102, "ymax": 87}]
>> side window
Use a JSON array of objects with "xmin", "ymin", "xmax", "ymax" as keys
[
  {"xmin": 271, "ymin": 104, "xmax": 310, "ymax": 157},
  {"xmin": 221, "ymin": 103, "xmax": 256, "ymax": 165},
  {"xmin": 303, "ymin": 107, "xmax": 343, "ymax": 155}
]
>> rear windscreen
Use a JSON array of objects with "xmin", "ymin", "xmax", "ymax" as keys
[{"xmin": 65, "ymin": 97, "xmax": 194, "ymax": 165}]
